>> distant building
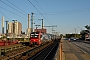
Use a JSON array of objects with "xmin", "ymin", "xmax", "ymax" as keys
[
  {"xmin": 16, "ymin": 22, "xmax": 22, "ymax": 35},
  {"xmin": 34, "ymin": 29, "xmax": 47, "ymax": 33},
  {"xmin": 8, "ymin": 21, "xmax": 22, "ymax": 36},
  {"xmin": 8, "ymin": 22, "xmax": 13, "ymax": 34}
]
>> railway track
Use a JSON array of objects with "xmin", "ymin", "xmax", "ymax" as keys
[
  {"xmin": 0, "ymin": 46, "xmax": 32, "ymax": 60},
  {"xmin": 19, "ymin": 41, "xmax": 53, "ymax": 60},
  {"xmin": 28, "ymin": 40, "xmax": 60, "ymax": 60},
  {"xmin": 0, "ymin": 41, "xmax": 54, "ymax": 60}
]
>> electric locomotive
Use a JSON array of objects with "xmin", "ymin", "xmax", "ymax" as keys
[
  {"xmin": 30, "ymin": 32, "xmax": 60, "ymax": 46},
  {"xmin": 30, "ymin": 32, "xmax": 42, "ymax": 45}
]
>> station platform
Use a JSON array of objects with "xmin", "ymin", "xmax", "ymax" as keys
[{"xmin": 61, "ymin": 40, "xmax": 90, "ymax": 60}]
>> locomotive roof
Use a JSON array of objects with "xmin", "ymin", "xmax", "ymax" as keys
[{"xmin": 31, "ymin": 32, "xmax": 39, "ymax": 34}]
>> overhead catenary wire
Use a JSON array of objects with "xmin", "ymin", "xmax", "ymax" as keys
[
  {"xmin": 0, "ymin": 10, "xmax": 10, "ymax": 20},
  {"xmin": 0, "ymin": 6, "xmax": 27, "ymax": 20},
  {"xmin": 0, "ymin": 0, "xmax": 28, "ymax": 30},
  {"xmin": 34, "ymin": 0, "xmax": 43, "ymax": 11},
  {"xmin": 28, "ymin": 0, "xmax": 53, "ymax": 25},
  {"xmin": 0, "ymin": 0, "xmax": 26, "ymax": 16},
  {"xmin": 7, "ymin": 0, "xmax": 28, "ymax": 15},
  {"xmin": 34, "ymin": 0, "xmax": 54, "ymax": 25},
  {"xmin": 33, "ymin": 0, "xmax": 90, "ymax": 16},
  {"xmin": 34, "ymin": 8, "xmax": 90, "ymax": 15}
]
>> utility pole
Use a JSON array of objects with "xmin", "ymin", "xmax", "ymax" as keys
[
  {"xmin": 5, "ymin": 21, "xmax": 9, "ymax": 37},
  {"xmin": 31, "ymin": 12, "xmax": 34, "ymax": 32}
]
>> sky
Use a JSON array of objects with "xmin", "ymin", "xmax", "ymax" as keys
[{"xmin": 0, "ymin": 0, "xmax": 90, "ymax": 34}]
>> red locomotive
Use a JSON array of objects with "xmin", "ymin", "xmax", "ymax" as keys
[
  {"xmin": 30, "ymin": 32, "xmax": 42, "ymax": 45},
  {"xmin": 30, "ymin": 32, "xmax": 61, "ymax": 46}
]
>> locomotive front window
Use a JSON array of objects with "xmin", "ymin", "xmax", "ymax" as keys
[
  {"xmin": 31, "ymin": 34, "xmax": 39, "ymax": 38},
  {"xmin": 31, "ymin": 34, "xmax": 34, "ymax": 35}
]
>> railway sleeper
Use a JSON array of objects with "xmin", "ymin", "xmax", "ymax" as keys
[{"xmin": 1, "ymin": 41, "xmax": 53, "ymax": 60}]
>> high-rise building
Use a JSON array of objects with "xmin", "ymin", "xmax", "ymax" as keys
[{"xmin": 8, "ymin": 21, "xmax": 22, "ymax": 35}]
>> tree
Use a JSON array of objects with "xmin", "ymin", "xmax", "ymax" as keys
[
  {"xmin": 80, "ymin": 30, "xmax": 89, "ymax": 35},
  {"xmin": 79, "ymin": 25, "xmax": 90, "ymax": 40},
  {"xmin": 65, "ymin": 34, "xmax": 81, "ymax": 38},
  {"xmin": 80, "ymin": 30, "xmax": 89, "ymax": 40},
  {"xmin": 85, "ymin": 25, "xmax": 90, "ymax": 33},
  {"xmin": 60, "ymin": 34, "xmax": 63, "ymax": 38}
]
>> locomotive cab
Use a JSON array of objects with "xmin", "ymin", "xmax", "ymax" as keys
[{"xmin": 30, "ymin": 32, "xmax": 42, "ymax": 45}]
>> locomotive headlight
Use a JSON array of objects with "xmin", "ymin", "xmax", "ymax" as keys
[{"xmin": 34, "ymin": 40, "xmax": 35, "ymax": 41}]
